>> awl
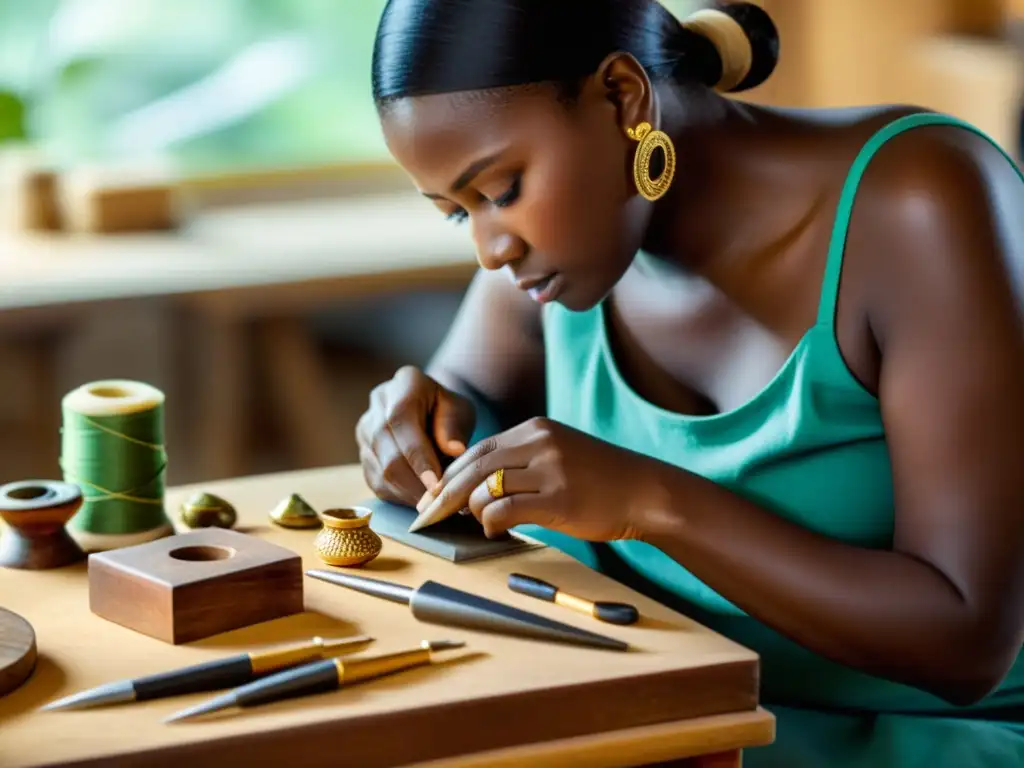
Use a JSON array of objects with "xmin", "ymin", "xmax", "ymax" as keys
[{"xmin": 306, "ymin": 570, "xmax": 628, "ymax": 651}]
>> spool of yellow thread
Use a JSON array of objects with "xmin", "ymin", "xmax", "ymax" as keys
[{"xmin": 60, "ymin": 380, "xmax": 174, "ymax": 552}]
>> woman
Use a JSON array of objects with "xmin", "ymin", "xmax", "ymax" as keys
[{"xmin": 356, "ymin": 1, "xmax": 1024, "ymax": 765}]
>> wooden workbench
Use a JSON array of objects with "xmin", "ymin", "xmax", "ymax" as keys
[{"xmin": 0, "ymin": 465, "xmax": 773, "ymax": 767}]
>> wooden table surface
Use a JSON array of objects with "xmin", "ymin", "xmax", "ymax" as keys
[{"xmin": 0, "ymin": 466, "xmax": 773, "ymax": 768}]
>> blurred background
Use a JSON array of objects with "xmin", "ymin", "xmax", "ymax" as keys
[{"xmin": 0, "ymin": 0, "xmax": 1020, "ymax": 487}]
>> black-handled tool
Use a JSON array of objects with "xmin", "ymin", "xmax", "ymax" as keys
[
  {"xmin": 164, "ymin": 640, "xmax": 464, "ymax": 723},
  {"xmin": 508, "ymin": 573, "xmax": 639, "ymax": 625},
  {"xmin": 306, "ymin": 569, "xmax": 629, "ymax": 651},
  {"xmin": 39, "ymin": 635, "xmax": 373, "ymax": 712}
]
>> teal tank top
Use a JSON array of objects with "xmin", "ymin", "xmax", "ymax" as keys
[{"xmin": 530, "ymin": 113, "xmax": 1024, "ymax": 715}]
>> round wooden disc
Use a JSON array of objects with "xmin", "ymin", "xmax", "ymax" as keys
[{"xmin": 0, "ymin": 608, "xmax": 37, "ymax": 697}]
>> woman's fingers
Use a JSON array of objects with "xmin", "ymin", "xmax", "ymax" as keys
[
  {"xmin": 388, "ymin": 415, "xmax": 443, "ymax": 490},
  {"xmin": 359, "ymin": 446, "xmax": 406, "ymax": 504},
  {"xmin": 434, "ymin": 419, "xmax": 533, "ymax": 488},
  {"xmin": 356, "ymin": 367, "xmax": 481, "ymax": 509},
  {"xmin": 371, "ymin": 424, "xmax": 427, "ymax": 505},
  {"xmin": 410, "ymin": 444, "xmax": 532, "ymax": 531},
  {"xmin": 478, "ymin": 493, "xmax": 548, "ymax": 538}
]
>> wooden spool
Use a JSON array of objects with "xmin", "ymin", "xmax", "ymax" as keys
[
  {"xmin": 0, "ymin": 608, "xmax": 37, "ymax": 697},
  {"xmin": 0, "ymin": 480, "xmax": 86, "ymax": 570}
]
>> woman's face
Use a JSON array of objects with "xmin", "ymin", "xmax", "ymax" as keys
[{"xmin": 379, "ymin": 83, "xmax": 650, "ymax": 311}]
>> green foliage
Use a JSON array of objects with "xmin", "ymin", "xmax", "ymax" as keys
[
  {"xmin": 0, "ymin": 90, "xmax": 25, "ymax": 141},
  {"xmin": 0, "ymin": 0, "xmax": 392, "ymax": 169}
]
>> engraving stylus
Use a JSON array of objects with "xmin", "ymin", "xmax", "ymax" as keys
[
  {"xmin": 163, "ymin": 640, "xmax": 464, "ymax": 723},
  {"xmin": 40, "ymin": 635, "xmax": 373, "ymax": 711}
]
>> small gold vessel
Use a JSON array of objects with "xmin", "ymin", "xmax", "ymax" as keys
[
  {"xmin": 314, "ymin": 507, "xmax": 382, "ymax": 567},
  {"xmin": 180, "ymin": 492, "xmax": 237, "ymax": 529},
  {"xmin": 269, "ymin": 493, "xmax": 321, "ymax": 529}
]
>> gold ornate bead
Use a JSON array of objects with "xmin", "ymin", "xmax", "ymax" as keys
[
  {"xmin": 626, "ymin": 121, "xmax": 676, "ymax": 202},
  {"xmin": 179, "ymin": 492, "xmax": 237, "ymax": 529},
  {"xmin": 314, "ymin": 507, "xmax": 382, "ymax": 568}
]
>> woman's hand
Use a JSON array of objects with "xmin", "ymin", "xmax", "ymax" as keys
[
  {"xmin": 412, "ymin": 417, "xmax": 656, "ymax": 541},
  {"xmin": 356, "ymin": 366, "xmax": 477, "ymax": 506}
]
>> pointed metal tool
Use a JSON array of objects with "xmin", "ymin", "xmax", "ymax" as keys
[
  {"xmin": 305, "ymin": 570, "xmax": 629, "ymax": 651},
  {"xmin": 40, "ymin": 635, "xmax": 373, "ymax": 711},
  {"xmin": 164, "ymin": 640, "xmax": 464, "ymax": 723}
]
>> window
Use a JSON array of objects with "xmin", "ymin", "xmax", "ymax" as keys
[{"xmin": 0, "ymin": 0, "xmax": 391, "ymax": 175}]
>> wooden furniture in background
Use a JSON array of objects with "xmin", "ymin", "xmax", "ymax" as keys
[
  {"xmin": 1010, "ymin": 0, "xmax": 1024, "ymax": 35},
  {"xmin": 903, "ymin": 34, "xmax": 1023, "ymax": 149},
  {"xmin": 60, "ymin": 171, "xmax": 179, "ymax": 234},
  {"xmin": 0, "ymin": 189, "xmax": 478, "ymax": 483},
  {"xmin": 0, "ymin": 160, "xmax": 61, "ymax": 232},
  {"xmin": 0, "ymin": 325, "xmax": 66, "ymax": 479},
  {"xmin": 0, "ymin": 465, "xmax": 774, "ymax": 767},
  {"xmin": 178, "ymin": 159, "xmax": 412, "ymax": 209},
  {"xmin": 177, "ymin": 193, "xmax": 477, "ymax": 480},
  {"xmin": 747, "ymin": 0, "xmax": 1024, "ymax": 159}
]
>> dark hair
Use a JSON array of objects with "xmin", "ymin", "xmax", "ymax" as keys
[{"xmin": 371, "ymin": 0, "xmax": 779, "ymax": 106}]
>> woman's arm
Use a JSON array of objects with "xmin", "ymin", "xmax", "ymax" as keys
[
  {"xmin": 634, "ymin": 128, "xmax": 1024, "ymax": 706},
  {"xmin": 426, "ymin": 266, "xmax": 546, "ymax": 439}
]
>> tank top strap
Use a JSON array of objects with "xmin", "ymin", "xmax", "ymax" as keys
[{"xmin": 816, "ymin": 112, "xmax": 1024, "ymax": 328}]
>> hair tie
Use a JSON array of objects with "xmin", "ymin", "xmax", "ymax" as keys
[{"xmin": 681, "ymin": 8, "xmax": 753, "ymax": 92}]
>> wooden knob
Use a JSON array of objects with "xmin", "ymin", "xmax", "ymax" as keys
[
  {"xmin": 0, "ymin": 480, "xmax": 85, "ymax": 570},
  {"xmin": 0, "ymin": 608, "xmax": 37, "ymax": 697}
]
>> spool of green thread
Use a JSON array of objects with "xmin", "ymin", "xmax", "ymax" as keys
[{"xmin": 60, "ymin": 379, "xmax": 174, "ymax": 552}]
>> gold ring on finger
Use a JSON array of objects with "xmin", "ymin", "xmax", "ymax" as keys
[{"xmin": 486, "ymin": 468, "xmax": 505, "ymax": 499}]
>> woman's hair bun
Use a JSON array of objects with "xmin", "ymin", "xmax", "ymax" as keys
[{"xmin": 680, "ymin": 2, "xmax": 779, "ymax": 93}]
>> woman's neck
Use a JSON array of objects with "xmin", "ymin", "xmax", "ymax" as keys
[{"xmin": 639, "ymin": 86, "xmax": 805, "ymax": 282}]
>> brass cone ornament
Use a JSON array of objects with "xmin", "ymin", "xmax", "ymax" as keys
[
  {"xmin": 179, "ymin": 492, "xmax": 237, "ymax": 529},
  {"xmin": 268, "ymin": 493, "xmax": 321, "ymax": 529}
]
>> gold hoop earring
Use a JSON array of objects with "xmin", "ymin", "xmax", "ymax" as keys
[{"xmin": 626, "ymin": 121, "xmax": 676, "ymax": 201}]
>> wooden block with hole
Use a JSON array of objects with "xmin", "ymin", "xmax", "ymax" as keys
[{"xmin": 87, "ymin": 528, "xmax": 304, "ymax": 644}]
